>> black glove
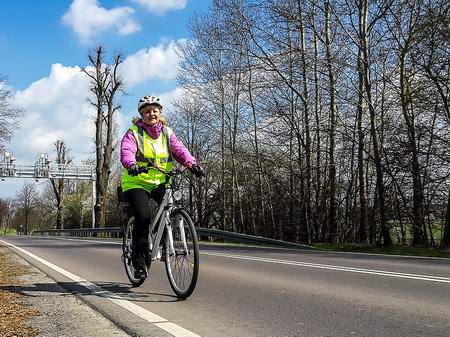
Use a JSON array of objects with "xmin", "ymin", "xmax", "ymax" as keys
[
  {"xmin": 191, "ymin": 164, "xmax": 205, "ymax": 177},
  {"xmin": 128, "ymin": 164, "xmax": 140, "ymax": 176}
]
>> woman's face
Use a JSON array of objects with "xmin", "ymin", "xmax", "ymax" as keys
[{"xmin": 140, "ymin": 104, "xmax": 161, "ymax": 126}]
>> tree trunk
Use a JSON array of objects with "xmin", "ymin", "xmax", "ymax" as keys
[
  {"xmin": 356, "ymin": 5, "xmax": 368, "ymax": 243},
  {"xmin": 298, "ymin": 0, "xmax": 312, "ymax": 243},
  {"xmin": 312, "ymin": 0, "xmax": 321, "ymax": 242},
  {"xmin": 220, "ymin": 91, "xmax": 226, "ymax": 231},
  {"xmin": 359, "ymin": 0, "xmax": 391, "ymax": 245},
  {"xmin": 442, "ymin": 189, "xmax": 450, "ymax": 247},
  {"xmin": 399, "ymin": 51, "xmax": 426, "ymax": 246},
  {"xmin": 325, "ymin": 1, "xmax": 337, "ymax": 243},
  {"xmin": 247, "ymin": 57, "xmax": 266, "ymax": 235}
]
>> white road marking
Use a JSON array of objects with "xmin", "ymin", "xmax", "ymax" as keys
[
  {"xmin": 202, "ymin": 251, "xmax": 450, "ymax": 284},
  {"xmin": 156, "ymin": 322, "xmax": 202, "ymax": 337},
  {"xmin": 0, "ymin": 239, "xmax": 201, "ymax": 337}
]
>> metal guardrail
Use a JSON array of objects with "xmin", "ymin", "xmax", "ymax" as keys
[
  {"xmin": 32, "ymin": 228, "xmax": 122, "ymax": 238},
  {"xmin": 195, "ymin": 228, "xmax": 314, "ymax": 250},
  {"xmin": 31, "ymin": 227, "xmax": 313, "ymax": 249}
]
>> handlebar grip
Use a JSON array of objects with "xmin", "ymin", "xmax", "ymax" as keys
[{"xmin": 127, "ymin": 165, "xmax": 149, "ymax": 176}]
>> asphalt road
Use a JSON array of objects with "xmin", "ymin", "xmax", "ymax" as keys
[{"xmin": 1, "ymin": 235, "xmax": 449, "ymax": 337}]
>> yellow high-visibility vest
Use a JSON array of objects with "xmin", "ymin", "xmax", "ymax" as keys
[{"xmin": 121, "ymin": 125, "xmax": 173, "ymax": 193}]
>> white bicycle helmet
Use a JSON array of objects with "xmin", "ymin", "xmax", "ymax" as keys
[{"xmin": 138, "ymin": 95, "xmax": 163, "ymax": 111}]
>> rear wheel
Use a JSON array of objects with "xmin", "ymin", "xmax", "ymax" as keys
[
  {"xmin": 164, "ymin": 208, "xmax": 199, "ymax": 299},
  {"xmin": 122, "ymin": 217, "xmax": 149, "ymax": 287}
]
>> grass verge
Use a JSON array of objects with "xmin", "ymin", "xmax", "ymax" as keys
[
  {"xmin": 0, "ymin": 248, "xmax": 39, "ymax": 337},
  {"xmin": 0, "ymin": 228, "xmax": 17, "ymax": 235},
  {"xmin": 313, "ymin": 243, "xmax": 450, "ymax": 258}
]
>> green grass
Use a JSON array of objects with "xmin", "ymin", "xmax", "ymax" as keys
[
  {"xmin": 389, "ymin": 221, "xmax": 444, "ymax": 244},
  {"xmin": 0, "ymin": 228, "xmax": 17, "ymax": 235},
  {"xmin": 313, "ymin": 243, "xmax": 450, "ymax": 258}
]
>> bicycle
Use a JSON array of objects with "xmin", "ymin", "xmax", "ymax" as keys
[{"xmin": 120, "ymin": 164, "xmax": 200, "ymax": 299}]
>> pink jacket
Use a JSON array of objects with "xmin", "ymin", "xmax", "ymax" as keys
[{"xmin": 120, "ymin": 120, "xmax": 196, "ymax": 169}]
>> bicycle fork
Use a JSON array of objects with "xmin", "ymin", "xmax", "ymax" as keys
[{"xmin": 165, "ymin": 211, "xmax": 189, "ymax": 257}]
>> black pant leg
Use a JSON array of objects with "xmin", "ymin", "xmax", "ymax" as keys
[
  {"xmin": 124, "ymin": 188, "xmax": 151, "ymax": 269},
  {"xmin": 150, "ymin": 184, "xmax": 166, "ymax": 206}
]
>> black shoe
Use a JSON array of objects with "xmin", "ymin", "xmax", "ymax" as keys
[{"xmin": 134, "ymin": 267, "xmax": 147, "ymax": 279}]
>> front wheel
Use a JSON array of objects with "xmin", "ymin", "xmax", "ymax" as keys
[{"xmin": 164, "ymin": 209, "xmax": 199, "ymax": 299}]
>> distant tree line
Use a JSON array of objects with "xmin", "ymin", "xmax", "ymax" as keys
[
  {"xmin": 169, "ymin": 0, "xmax": 450, "ymax": 247},
  {"xmin": 0, "ymin": 140, "xmax": 123, "ymax": 235}
]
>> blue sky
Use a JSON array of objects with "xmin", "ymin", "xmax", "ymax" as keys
[{"xmin": 0, "ymin": 0, "xmax": 210, "ymax": 198}]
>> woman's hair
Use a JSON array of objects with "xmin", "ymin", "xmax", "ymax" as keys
[
  {"xmin": 132, "ymin": 115, "xmax": 169, "ymax": 126},
  {"xmin": 159, "ymin": 115, "xmax": 168, "ymax": 126}
]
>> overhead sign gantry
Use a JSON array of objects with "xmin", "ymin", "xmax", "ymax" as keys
[{"xmin": 1, "ymin": 151, "xmax": 96, "ymax": 228}]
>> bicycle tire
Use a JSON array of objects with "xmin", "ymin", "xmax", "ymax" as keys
[
  {"xmin": 122, "ymin": 217, "xmax": 149, "ymax": 287},
  {"xmin": 164, "ymin": 208, "xmax": 199, "ymax": 299}
]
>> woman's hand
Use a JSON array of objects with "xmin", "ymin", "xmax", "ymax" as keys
[
  {"xmin": 128, "ymin": 164, "xmax": 140, "ymax": 176},
  {"xmin": 191, "ymin": 164, "xmax": 205, "ymax": 177}
]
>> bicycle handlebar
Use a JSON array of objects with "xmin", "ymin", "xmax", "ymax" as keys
[{"xmin": 128, "ymin": 163, "xmax": 188, "ymax": 177}]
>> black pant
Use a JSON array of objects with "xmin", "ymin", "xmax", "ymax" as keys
[{"xmin": 124, "ymin": 185, "xmax": 165, "ymax": 269}]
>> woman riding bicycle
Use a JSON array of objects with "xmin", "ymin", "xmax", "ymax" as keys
[{"xmin": 120, "ymin": 95, "xmax": 204, "ymax": 279}]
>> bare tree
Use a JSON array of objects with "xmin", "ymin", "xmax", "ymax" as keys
[
  {"xmin": 0, "ymin": 198, "xmax": 14, "ymax": 235},
  {"xmin": 62, "ymin": 179, "xmax": 91, "ymax": 228},
  {"xmin": 14, "ymin": 182, "xmax": 38, "ymax": 235},
  {"xmin": 0, "ymin": 75, "xmax": 21, "ymax": 151},
  {"xmin": 412, "ymin": 0, "xmax": 450, "ymax": 247},
  {"xmin": 323, "ymin": 0, "xmax": 338, "ymax": 243},
  {"xmin": 49, "ymin": 140, "xmax": 73, "ymax": 229},
  {"xmin": 82, "ymin": 46, "xmax": 124, "ymax": 227}
]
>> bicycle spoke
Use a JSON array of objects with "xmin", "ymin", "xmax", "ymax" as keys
[{"xmin": 165, "ymin": 209, "xmax": 199, "ymax": 298}]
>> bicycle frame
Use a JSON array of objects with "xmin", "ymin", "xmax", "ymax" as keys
[{"xmin": 147, "ymin": 183, "xmax": 176, "ymax": 261}]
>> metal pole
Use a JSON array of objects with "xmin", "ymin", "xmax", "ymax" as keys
[{"xmin": 92, "ymin": 178, "xmax": 96, "ymax": 229}]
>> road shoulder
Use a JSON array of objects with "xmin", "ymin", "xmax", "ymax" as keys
[{"xmin": 0, "ymin": 246, "xmax": 131, "ymax": 337}]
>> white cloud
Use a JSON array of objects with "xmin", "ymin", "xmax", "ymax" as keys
[
  {"xmin": 120, "ymin": 40, "xmax": 184, "ymax": 87},
  {"xmin": 159, "ymin": 87, "xmax": 184, "ymax": 114},
  {"xmin": 8, "ymin": 40, "xmax": 184, "ymax": 165},
  {"xmin": 62, "ymin": 0, "xmax": 141, "ymax": 43},
  {"xmin": 130, "ymin": 0, "xmax": 187, "ymax": 14},
  {"xmin": 12, "ymin": 63, "xmax": 95, "ymax": 162}
]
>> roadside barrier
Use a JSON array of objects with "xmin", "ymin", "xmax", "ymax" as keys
[
  {"xmin": 31, "ymin": 227, "xmax": 313, "ymax": 249},
  {"xmin": 31, "ymin": 227, "xmax": 122, "ymax": 238}
]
